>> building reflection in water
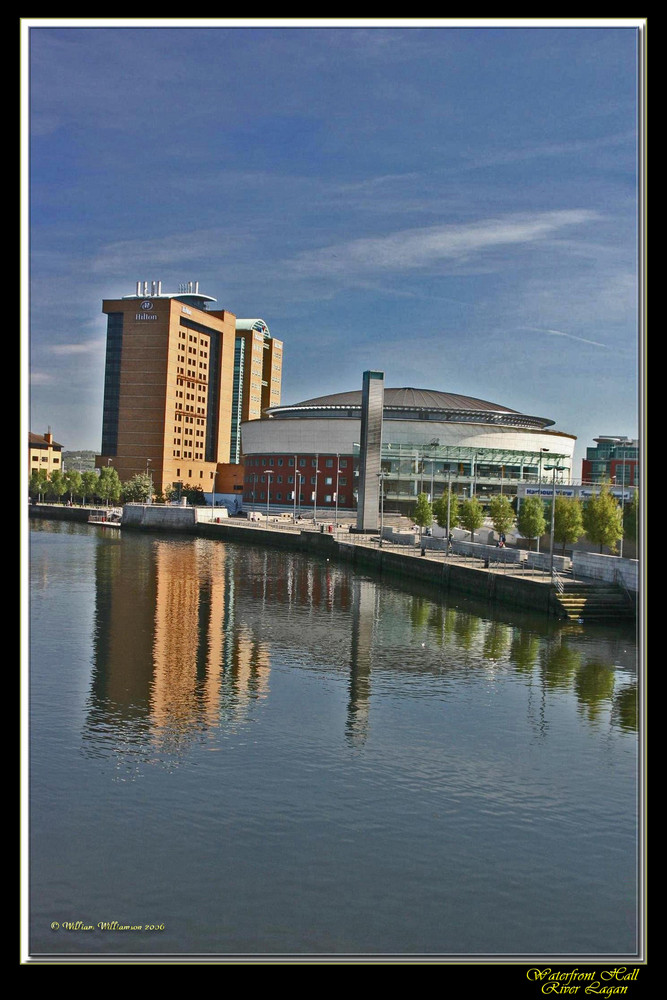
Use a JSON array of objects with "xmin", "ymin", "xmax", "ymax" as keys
[
  {"xmin": 85, "ymin": 534, "xmax": 637, "ymax": 759},
  {"xmin": 87, "ymin": 537, "xmax": 272, "ymax": 753}
]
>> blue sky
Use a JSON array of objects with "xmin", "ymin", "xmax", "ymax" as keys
[{"xmin": 24, "ymin": 19, "xmax": 644, "ymax": 473}]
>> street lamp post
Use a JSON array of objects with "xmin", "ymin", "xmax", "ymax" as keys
[
  {"xmin": 445, "ymin": 469, "xmax": 453, "ymax": 554},
  {"xmin": 105, "ymin": 458, "xmax": 113, "ymax": 509},
  {"xmin": 146, "ymin": 459, "xmax": 153, "ymax": 505},
  {"xmin": 335, "ymin": 454, "xmax": 340, "ymax": 529},
  {"xmin": 292, "ymin": 455, "xmax": 299, "ymax": 521},
  {"xmin": 313, "ymin": 467, "xmax": 320, "ymax": 524},
  {"xmin": 537, "ymin": 449, "xmax": 550, "ymax": 552},
  {"xmin": 265, "ymin": 471, "xmax": 273, "ymax": 526},
  {"xmin": 377, "ymin": 470, "xmax": 386, "ymax": 543},
  {"xmin": 545, "ymin": 464, "xmax": 563, "ymax": 579}
]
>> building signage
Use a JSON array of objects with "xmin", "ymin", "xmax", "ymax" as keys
[
  {"xmin": 181, "ymin": 306, "xmax": 192, "ymax": 315},
  {"xmin": 580, "ymin": 488, "xmax": 632, "ymax": 500},
  {"xmin": 135, "ymin": 313, "xmax": 158, "ymax": 321},
  {"xmin": 140, "ymin": 301, "xmax": 154, "ymax": 310},
  {"xmin": 524, "ymin": 487, "xmax": 575, "ymax": 498},
  {"xmin": 522, "ymin": 485, "xmax": 632, "ymax": 501}
]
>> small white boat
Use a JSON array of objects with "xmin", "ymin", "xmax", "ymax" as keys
[{"xmin": 88, "ymin": 508, "xmax": 122, "ymax": 528}]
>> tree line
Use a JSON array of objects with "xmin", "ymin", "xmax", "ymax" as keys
[
  {"xmin": 29, "ymin": 467, "xmax": 208, "ymax": 507},
  {"xmin": 412, "ymin": 485, "xmax": 638, "ymax": 554}
]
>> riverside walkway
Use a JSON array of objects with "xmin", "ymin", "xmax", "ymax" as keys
[{"xmin": 220, "ymin": 515, "xmax": 564, "ymax": 583}]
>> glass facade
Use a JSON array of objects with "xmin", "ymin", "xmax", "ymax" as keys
[
  {"xmin": 230, "ymin": 336, "xmax": 245, "ymax": 464},
  {"xmin": 100, "ymin": 313, "xmax": 124, "ymax": 455},
  {"xmin": 354, "ymin": 441, "xmax": 572, "ymax": 502}
]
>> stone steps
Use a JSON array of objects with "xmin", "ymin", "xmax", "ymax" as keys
[{"xmin": 556, "ymin": 584, "xmax": 635, "ymax": 621}]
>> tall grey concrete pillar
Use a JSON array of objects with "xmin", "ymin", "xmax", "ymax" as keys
[{"xmin": 356, "ymin": 370, "xmax": 384, "ymax": 531}]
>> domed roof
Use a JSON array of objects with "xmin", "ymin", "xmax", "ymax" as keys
[
  {"xmin": 277, "ymin": 387, "xmax": 519, "ymax": 414},
  {"xmin": 267, "ymin": 386, "xmax": 553, "ymax": 429}
]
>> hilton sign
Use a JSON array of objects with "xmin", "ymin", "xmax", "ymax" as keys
[{"xmin": 136, "ymin": 300, "xmax": 158, "ymax": 320}]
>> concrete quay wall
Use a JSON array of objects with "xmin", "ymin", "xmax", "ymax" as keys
[
  {"xmin": 573, "ymin": 551, "xmax": 639, "ymax": 591},
  {"xmin": 29, "ymin": 504, "xmax": 92, "ymax": 524}
]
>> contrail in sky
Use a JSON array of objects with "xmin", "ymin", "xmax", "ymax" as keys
[{"xmin": 522, "ymin": 326, "xmax": 611, "ymax": 349}]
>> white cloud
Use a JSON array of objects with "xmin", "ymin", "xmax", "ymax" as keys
[
  {"xmin": 30, "ymin": 371, "xmax": 54, "ymax": 384},
  {"xmin": 49, "ymin": 339, "xmax": 105, "ymax": 355},
  {"xmin": 291, "ymin": 210, "xmax": 601, "ymax": 277}
]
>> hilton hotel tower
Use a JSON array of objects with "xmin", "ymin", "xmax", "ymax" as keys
[{"xmin": 96, "ymin": 280, "xmax": 238, "ymax": 495}]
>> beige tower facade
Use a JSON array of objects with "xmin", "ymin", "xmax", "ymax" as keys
[
  {"xmin": 96, "ymin": 281, "xmax": 236, "ymax": 495},
  {"xmin": 230, "ymin": 319, "xmax": 283, "ymax": 464}
]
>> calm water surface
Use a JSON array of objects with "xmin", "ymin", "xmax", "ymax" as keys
[{"xmin": 28, "ymin": 521, "xmax": 639, "ymax": 957}]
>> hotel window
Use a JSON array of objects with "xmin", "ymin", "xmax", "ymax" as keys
[
  {"xmin": 326, "ymin": 459, "xmax": 333, "ymax": 467},
  {"xmin": 340, "ymin": 460, "xmax": 347, "ymax": 468}
]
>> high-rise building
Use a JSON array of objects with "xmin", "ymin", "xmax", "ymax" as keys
[
  {"xmin": 230, "ymin": 319, "xmax": 283, "ymax": 464},
  {"xmin": 96, "ymin": 280, "xmax": 237, "ymax": 495}
]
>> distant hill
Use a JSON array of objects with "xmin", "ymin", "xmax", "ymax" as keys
[{"xmin": 62, "ymin": 450, "xmax": 97, "ymax": 471}]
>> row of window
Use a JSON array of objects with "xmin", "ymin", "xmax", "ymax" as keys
[
  {"xmin": 250, "ymin": 492, "xmax": 347, "ymax": 504},
  {"xmin": 247, "ymin": 474, "xmax": 347, "ymax": 486},
  {"xmin": 174, "ymin": 468, "xmax": 215, "ymax": 480},
  {"xmin": 245, "ymin": 456, "xmax": 349, "ymax": 469}
]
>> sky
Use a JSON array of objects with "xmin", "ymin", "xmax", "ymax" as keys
[{"xmin": 24, "ymin": 18, "xmax": 644, "ymax": 474}]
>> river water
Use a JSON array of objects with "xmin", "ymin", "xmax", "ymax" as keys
[{"xmin": 27, "ymin": 520, "xmax": 640, "ymax": 959}]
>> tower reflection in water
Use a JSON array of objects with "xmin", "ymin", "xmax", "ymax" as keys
[{"xmin": 86, "ymin": 534, "xmax": 637, "ymax": 759}]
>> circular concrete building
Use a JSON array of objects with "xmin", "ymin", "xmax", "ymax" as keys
[{"xmin": 240, "ymin": 386, "xmax": 575, "ymax": 514}]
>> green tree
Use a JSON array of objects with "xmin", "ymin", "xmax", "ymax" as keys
[
  {"xmin": 623, "ymin": 489, "xmax": 639, "ymax": 546},
  {"xmin": 458, "ymin": 496, "xmax": 485, "ymax": 542},
  {"xmin": 45, "ymin": 469, "xmax": 68, "ymax": 503},
  {"xmin": 29, "ymin": 468, "xmax": 49, "ymax": 501},
  {"xmin": 80, "ymin": 470, "xmax": 99, "ymax": 505},
  {"xmin": 97, "ymin": 466, "xmax": 122, "ymax": 506},
  {"xmin": 433, "ymin": 489, "xmax": 459, "ymax": 533},
  {"xmin": 182, "ymin": 484, "xmax": 208, "ymax": 506},
  {"xmin": 517, "ymin": 496, "xmax": 547, "ymax": 551},
  {"xmin": 488, "ymin": 495, "xmax": 515, "ymax": 539},
  {"xmin": 583, "ymin": 484, "xmax": 624, "ymax": 554},
  {"xmin": 121, "ymin": 473, "xmax": 153, "ymax": 503},
  {"xmin": 549, "ymin": 496, "xmax": 585, "ymax": 554},
  {"xmin": 413, "ymin": 492, "xmax": 433, "ymax": 541},
  {"xmin": 63, "ymin": 468, "xmax": 82, "ymax": 504}
]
